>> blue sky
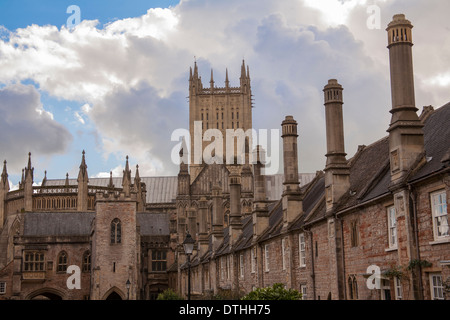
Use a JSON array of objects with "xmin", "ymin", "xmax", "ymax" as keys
[
  {"xmin": 0, "ymin": 1, "xmax": 179, "ymax": 30},
  {"xmin": 0, "ymin": 0, "xmax": 449, "ymax": 189}
]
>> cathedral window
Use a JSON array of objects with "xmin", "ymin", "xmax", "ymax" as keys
[
  {"xmin": 151, "ymin": 250, "xmax": 167, "ymax": 272},
  {"xmin": 57, "ymin": 251, "xmax": 68, "ymax": 273},
  {"xmin": 431, "ymin": 190, "xmax": 448, "ymax": 240},
  {"xmin": 237, "ymin": 111, "xmax": 239, "ymax": 120},
  {"xmin": 111, "ymin": 218, "xmax": 122, "ymax": 244},
  {"xmin": 82, "ymin": 251, "xmax": 91, "ymax": 273},
  {"xmin": 24, "ymin": 251, "xmax": 44, "ymax": 272},
  {"xmin": 347, "ymin": 275, "xmax": 358, "ymax": 300}
]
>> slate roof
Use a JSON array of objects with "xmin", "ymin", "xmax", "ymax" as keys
[
  {"xmin": 409, "ymin": 102, "xmax": 450, "ymax": 182},
  {"xmin": 22, "ymin": 212, "xmax": 169, "ymax": 237},
  {"xmin": 137, "ymin": 213, "xmax": 169, "ymax": 236},
  {"xmin": 23, "ymin": 212, "xmax": 95, "ymax": 236},
  {"xmin": 45, "ymin": 176, "xmax": 178, "ymax": 204}
]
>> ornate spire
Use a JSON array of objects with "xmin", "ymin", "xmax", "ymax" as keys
[
  {"xmin": 134, "ymin": 164, "xmax": 141, "ymax": 184},
  {"xmin": 194, "ymin": 60, "xmax": 198, "ymax": 78},
  {"xmin": 65, "ymin": 173, "xmax": 70, "ymax": 187},
  {"xmin": 225, "ymin": 68, "xmax": 229, "ymax": 89},
  {"xmin": 210, "ymin": 68, "xmax": 214, "ymax": 90},
  {"xmin": 1, "ymin": 160, "xmax": 9, "ymax": 190},
  {"xmin": 41, "ymin": 170, "xmax": 47, "ymax": 189},
  {"xmin": 189, "ymin": 66, "xmax": 193, "ymax": 81},
  {"xmin": 122, "ymin": 156, "xmax": 132, "ymax": 194},
  {"xmin": 107, "ymin": 171, "xmax": 114, "ymax": 189},
  {"xmin": 77, "ymin": 150, "xmax": 88, "ymax": 182},
  {"xmin": 24, "ymin": 152, "xmax": 34, "ymax": 182},
  {"xmin": 240, "ymin": 60, "xmax": 246, "ymax": 79}
]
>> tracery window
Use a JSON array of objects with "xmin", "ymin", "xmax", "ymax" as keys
[
  {"xmin": 111, "ymin": 218, "xmax": 122, "ymax": 244},
  {"xmin": 57, "ymin": 251, "xmax": 68, "ymax": 272}
]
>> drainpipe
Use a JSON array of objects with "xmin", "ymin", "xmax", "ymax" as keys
[
  {"xmin": 304, "ymin": 228, "xmax": 316, "ymax": 300},
  {"xmin": 335, "ymin": 213, "xmax": 347, "ymax": 300},
  {"xmin": 408, "ymin": 184, "xmax": 424, "ymax": 300}
]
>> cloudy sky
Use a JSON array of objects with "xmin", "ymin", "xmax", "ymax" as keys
[{"xmin": 0, "ymin": 0, "xmax": 449, "ymax": 188}]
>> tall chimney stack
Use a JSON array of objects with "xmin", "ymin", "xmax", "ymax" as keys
[
  {"xmin": 323, "ymin": 79, "xmax": 350, "ymax": 212},
  {"xmin": 281, "ymin": 116, "xmax": 303, "ymax": 228},
  {"xmin": 386, "ymin": 14, "xmax": 424, "ymax": 185}
]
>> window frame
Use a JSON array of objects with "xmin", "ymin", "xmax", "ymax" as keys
[
  {"xmin": 300, "ymin": 284, "xmax": 307, "ymax": 300},
  {"xmin": 251, "ymin": 247, "xmax": 256, "ymax": 274},
  {"xmin": 387, "ymin": 206, "xmax": 398, "ymax": 249},
  {"xmin": 23, "ymin": 251, "xmax": 45, "ymax": 272},
  {"xmin": 82, "ymin": 251, "xmax": 91, "ymax": 273},
  {"xmin": 0, "ymin": 282, "xmax": 6, "ymax": 294},
  {"xmin": 151, "ymin": 250, "xmax": 167, "ymax": 272},
  {"xmin": 430, "ymin": 190, "xmax": 448, "ymax": 240},
  {"xmin": 57, "ymin": 251, "xmax": 68, "ymax": 273},
  {"xmin": 239, "ymin": 254, "xmax": 244, "ymax": 278},
  {"xmin": 394, "ymin": 277, "xmax": 403, "ymax": 300},
  {"xmin": 429, "ymin": 273, "xmax": 444, "ymax": 300},
  {"xmin": 282, "ymin": 238, "xmax": 286, "ymax": 270},
  {"xmin": 264, "ymin": 244, "xmax": 269, "ymax": 272},
  {"xmin": 299, "ymin": 233, "xmax": 306, "ymax": 267}
]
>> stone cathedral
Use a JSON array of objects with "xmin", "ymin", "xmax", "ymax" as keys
[{"xmin": 0, "ymin": 14, "xmax": 449, "ymax": 300}]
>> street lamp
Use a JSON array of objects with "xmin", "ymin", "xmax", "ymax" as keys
[
  {"xmin": 182, "ymin": 232, "xmax": 195, "ymax": 300},
  {"xmin": 126, "ymin": 279, "xmax": 131, "ymax": 300}
]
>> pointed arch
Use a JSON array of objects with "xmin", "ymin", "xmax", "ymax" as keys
[
  {"xmin": 7, "ymin": 217, "xmax": 21, "ymax": 263},
  {"xmin": 57, "ymin": 251, "xmax": 68, "ymax": 272},
  {"xmin": 102, "ymin": 286, "xmax": 126, "ymax": 300},
  {"xmin": 26, "ymin": 287, "xmax": 65, "ymax": 300}
]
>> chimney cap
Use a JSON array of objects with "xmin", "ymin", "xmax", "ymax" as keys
[
  {"xmin": 387, "ymin": 13, "xmax": 412, "ymax": 29},
  {"xmin": 323, "ymin": 79, "xmax": 343, "ymax": 91}
]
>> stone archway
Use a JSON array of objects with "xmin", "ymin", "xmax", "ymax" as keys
[
  {"xmin": 106, "ymin": 291, "xmax": 122, "ymax": 300},
  {"xmin": 26, "ymin": 288, "xmax": 64, "ymax": 300},
  {"xmin": 102, "ymin": 287, "xmax": 126, "ymax": 300}
]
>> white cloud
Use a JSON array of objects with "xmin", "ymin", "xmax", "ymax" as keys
[
  {"xmin": 0, "ymin": 83, "xmax": 73, "ymax": 175},
  {"xmin": 0, "ymin": 0, "xmax": 448, "ymax": 176}
]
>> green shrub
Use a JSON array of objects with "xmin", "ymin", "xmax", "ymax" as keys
[
  {"xmin": 156, "ymin": 288, "xmax": 184, "ymax": 300},
  {"xmin": 241, "ymin": 283, "xmax": 302, "ymax": 300}
]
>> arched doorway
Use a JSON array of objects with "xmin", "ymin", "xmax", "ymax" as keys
[
  {"xmin": 106, "ymin": 291, "xmax": 122, "ymax": 300},
  {"xmin": 27, "ymin": 288, "xmax": 64, "ymax": 300}
]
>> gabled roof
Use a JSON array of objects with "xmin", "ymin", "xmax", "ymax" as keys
[{"xmin": 409, "ymin": 102, "xmax": 450, "ymax": 182}]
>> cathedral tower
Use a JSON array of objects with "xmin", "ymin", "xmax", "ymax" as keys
[{"xmin": 188, "ymin": 60, "xmax": 253, "ymax": 181}]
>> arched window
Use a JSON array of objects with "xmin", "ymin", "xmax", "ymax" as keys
[
  {"xmin": 111, "ymin": 218, "xmax": 122, "ymax": 244},
  {"xmin": 82, "ymin": 251, "xmax": 91, "ymax": 272},
  {"xmin": 348, "ymin": 275, "xmax": 358, "ymax": 300},
  {"xmin": 57, "ymin": 251, "xmax": 68, "ymax": 272}
]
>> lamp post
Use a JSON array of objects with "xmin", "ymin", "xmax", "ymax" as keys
[
  {"xmin": 126, "ymin": 279, "xmax": 131, "ymax": 300},
  {"xmin": 182, "ymin": 232, "xmax": 195, "ymax": 300}
]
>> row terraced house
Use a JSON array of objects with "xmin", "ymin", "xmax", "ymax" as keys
[{"xmin": 0, "ymin": 13, "xmax": 448, "ymax": 300}]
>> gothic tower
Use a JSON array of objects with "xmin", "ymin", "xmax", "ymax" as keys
[{"xmin": 188, "ymin": 60, "xmax": 253, "ymax": 181}]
